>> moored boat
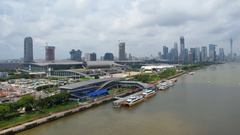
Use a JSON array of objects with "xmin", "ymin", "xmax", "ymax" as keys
[
  {"xmin": 123, "ymin": 96, "xmax": 144, "ymax": 107},
  {"xmin": 172, "ymin": 78, "xmax": 177, "ymax": 82},
  {"xmin": 189, "ymin": 72, "xmax": 195, "ymax": 75},
  {"xmin": 168, "ymin": 80, "xmax": 175, "ymax": 87},
  {"xmin": 141, "ymin": 90, "xmax": 156, "ymax": 98},
  {"xmin": 158, "ymin": 82, "xmax": 170, "ymax": 90}
]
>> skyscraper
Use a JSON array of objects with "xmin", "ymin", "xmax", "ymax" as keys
[
  {"xmin": 195, "ymin": 47, "xmax": 200, "ymax": 62},
  {"xmin": 158, "ymin": 52, "xmax": 161, "ymax": 59},
  {"xmin": 119, "ymin": 42, "xmax": 125, "ymax": 60},
  {"xmin": 188, "ymin": 51, "xmax": 193, "ymax": 62},
  {"xmin": 230, "ymin": 38, "xmax": 233, "ymax": 59},
  {"xmin": 219, "ymin": 48, "xmax": 224, "ymax": 61},
  {"xmin": 190, "ymin": 48, "xmax": 195, "ymax": 62},
  {"xmin": 70, "ymin": 49, "xmax": 82, "ymax": 61},
  {"xmin": 174, "ymin": 42, "xmax": 178, "ymax": 61},
  {"xmin": 90, "ymin": 53, "xmax": 97, "ymax": 61},
  {"xmin": 184, "ymin": 48, "xmax": 188, "ymax": 61},
  {"xmin": 24, "ymin": 37, "xmax": 33, "ymax": 63},
  {"xmin": 45, "ymin": 46, "xmax": 55, "ymax": 61},
  {"xmin": 201, "ymin": 46, "xmax": 207, "ymax": 62},
  {"xmin": 163, "ymin": 46, "xmax": 168, "ymax": 59},
  {"xmin": 85, "ymin": 52, "xmax": 96, "ymax": 61},
  {"xmin": 129, "ymin": 53, "xmax": 132, "ymax": 60},
  {"xmin": 104, "ymin": 53, "xmax": 114, "ymax": 61},
  {"xmin": 180, "ymin": 36, "xmax": 185, "ymax": 61},
  {"xmin": 209, "ymin": 44, "xmax": 217, "ymax": 61}
]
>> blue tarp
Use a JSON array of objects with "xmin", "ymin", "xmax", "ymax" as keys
[{"xmin": 87, "ymin": 89, "xmax": 108, "ymax": 97}]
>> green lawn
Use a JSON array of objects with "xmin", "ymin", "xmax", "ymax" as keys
[
  {"xmin": 42, "ymin": 102, "xmax": 79, "ymax": 113},
  {"xmin": 0, "ymin": 111, "xmax": 46, "ymax": 128}
]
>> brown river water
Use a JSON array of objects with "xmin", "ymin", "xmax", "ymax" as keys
[{"xmin": 18, "ymin": 63, "xmax": 240, "ymax": 135}]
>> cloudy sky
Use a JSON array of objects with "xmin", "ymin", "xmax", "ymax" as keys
[{"xmin": 0, "ymin": 0, "xmax": 239, "ymax": 60}]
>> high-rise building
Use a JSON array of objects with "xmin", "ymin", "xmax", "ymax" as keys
[
  {"xmin": 90, "ymin": 53, "xmax": 96, "ymax": 61},
  {"xmin": 190, "ymin": 48, "xmax": 195, "ymax": 62},
  {"xmin": 129, "ymin": 53, "xmax": 132, "ymax": 60},
  {"xmin": 163, "ymin": 46, "xmax": 168, "ymax": 59},
  {"xmin": 45, "ymin": 46, "xmax": 55, "ymax": 61},
  {"xmin": 24, "ymin": 37, "xmax": 33, "ymax": 63},
  {"xmin": 195, "ymin": 47, "xmax": 200, "ymax": 62},
  {"xmin": 184, "ymin": 48, "xmax": 188, "ymax": 61},
  {"xmin": 70, "ymin": 49, "xmax": 82, "ymax": 61},
  {"xmin": 219, "ymin": 48, "xmax": 224, "ymax": 61},
  {"xmin": 125, "ymin": 53, "xmax": 128, "ymax": 60},
  {"xmin": 85, "ymin": 52, "xmax": 97, "ymax": 61},
  {"xmin": 180, "ymin": 36, "xmax": 185, "ymax": 61},
  {"xmin": 104, "ymin": 53, "xmax": 114, "ymax": 61},
  {"xmin": 230, "ymin": 38, "xmax": 233, "ymax": 59},
  {"xmin": 209, "ymin": 44, "xmax": 217, "ymax": 61},
  {"xmin": 174, "ymin": 42, "xmax": 178, "ymax": 61},
  {"xmin": 169, "ymin": 48, "xmax": 175, "ymax": 60},
  {"xmin": 201, "ymin": 46, "xmax": 207, "ymax": 61},
  {"xmin": 233, "ymin": 53, "xmax": 237, "ymax": 59},
  {"xmin": 188, "ymin": 51, "xmax": 193, "ymax": 62},
  {"xmin": 119, "ymin": 42, "xmax": 125, "ymax": 60}
]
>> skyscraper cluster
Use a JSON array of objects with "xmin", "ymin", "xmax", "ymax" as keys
[
  {"xmin": 22, "ymin": 36, "xmax": 233, "ymax": 63},
  {"xmin": 158, "ymin": 36, "xmax": 233, "ymax": 62}
]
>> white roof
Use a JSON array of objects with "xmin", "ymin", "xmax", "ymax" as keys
[{"xmin": 141, "ymin": 65, "xmax": 175, "ymax": 69}]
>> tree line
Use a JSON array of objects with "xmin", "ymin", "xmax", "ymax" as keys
[
  {"xmin": 0, "ymin": 73, "xmax": 41, "ymax": 82},
  {"xmin": 0, "ymin": 92, "xmax": 70, "ymax": 120}
]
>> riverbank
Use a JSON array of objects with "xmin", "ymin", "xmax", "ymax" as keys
[
  {"xmin": 0, "ymin": 64, "xmax": 215, "ymax": 134},
  {"xmin": 0, "ymin": 88, "xmax": 143, "ymax": 134}
]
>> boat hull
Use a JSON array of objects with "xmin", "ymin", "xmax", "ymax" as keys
[
  {"xmin": 124, "ymin": 98, "xmax": 144, "ymax": 107},
  {"xmin": 158, "ymin": 86, "xmax": 170, "ymax": 90},
  {"xmin": 144, "ymin": 92, "xmax": 156, "ymax": 98}
]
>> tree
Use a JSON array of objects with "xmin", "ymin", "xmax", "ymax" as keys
[
  {"xmin": 0, "ymin": 105, "xmax": 10, "ymax": 120},
  {"xmin": 8, "ymin": 72, "xmax": 14, "ymax": 75},
  {"xmin": 18, "ymin": 95, "xmax": 34, "ymax": 112},
  {"xmin": 94, "ymin": 75, "xmax": 100, "ymax": 79},
  {"xmin": 182, "ymin": 66, "xmax": 188, "ymax": 70}
]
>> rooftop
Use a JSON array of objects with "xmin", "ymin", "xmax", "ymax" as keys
[
  {"xmin": 60, "ymin": 77, "xmax": 123, "ymax": 90},
  {"xmin": 29, "ymin": 60, "xmax": 83, "ymax": 66}
]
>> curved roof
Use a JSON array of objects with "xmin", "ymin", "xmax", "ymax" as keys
[
  {"xmin": 83, "ymin": 61, "xmax": 122, "ymax": 69},
  {"xmin": 60, "ymin": 77, "xmax": 123, "ymax": 90}
]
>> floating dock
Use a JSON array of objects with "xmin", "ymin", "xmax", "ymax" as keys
[{"xmin": 112, "ymin": 90, "xmax": 144, "ymax": 107}]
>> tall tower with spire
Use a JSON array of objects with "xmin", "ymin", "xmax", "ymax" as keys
[{"xmin": 230, "ymin": 38, "xmax": 233, "ymax": 59}]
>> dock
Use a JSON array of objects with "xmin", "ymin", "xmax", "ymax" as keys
[{"xmin": 112, "ymin": 91, "xmax": 144, "ymax": 107}]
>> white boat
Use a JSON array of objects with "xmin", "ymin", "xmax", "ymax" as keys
[
  {"xmin": 141, "ymin": 90, "xmax": 156, "ymax": 98},
  {"xmin": 123, "ymin": 96, "xmax": 144, "ymax": 107},
  {"xmin": 168, "ymin": 80, "xmax": 175, "ymax": 87},
  {"xmin": 189, "ymin": 72, "xmax": 195, "ymax": 75},
  {"xmin": 158, "ymin": 82, "xmax": 170, "ymax": 90}
]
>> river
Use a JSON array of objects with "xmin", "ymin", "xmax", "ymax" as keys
[{"xmin": 18, "ymin": 63, "xmax": 240, "ymax": 135}]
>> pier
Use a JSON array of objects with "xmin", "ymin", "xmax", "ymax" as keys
[{"xmin": 112, "ymin": 91, "xmax": 144, "ymax": 107}]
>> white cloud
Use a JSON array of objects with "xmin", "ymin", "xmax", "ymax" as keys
[{"xmin": 0, "ymin": 0, "xmax": 240, "ymax": 59}]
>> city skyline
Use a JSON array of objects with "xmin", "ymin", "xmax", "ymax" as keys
[{"xmin": 0, "ymin": 0, "xmax": 239, "ymax": 59}]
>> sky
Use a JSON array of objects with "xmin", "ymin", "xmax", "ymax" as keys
[{"xmin": 0, "ymin": 0, "xmax": 239, "ymax": 60}]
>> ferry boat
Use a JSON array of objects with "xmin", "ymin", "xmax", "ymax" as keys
[
  {"xmin": 172, "ymin": 78, "xmax": 177, "ymax": 82},
  {"xmin": 158, "ymin": 82, "xmax": 170, "ymax": 90},
  {"xmin": 168, "ymin": 80, "xmax": 175, "ymax": 87},
  {"xmin": 123, "ymin": 96, "xmax": 144, "ymax": 107},
  {"xmin": 141, "ymin": 90, "xmax": 156, "ymax": 98},
  {"xmin": 189, "ymin": 72, "xmax": 195, "ymax": 75}
]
